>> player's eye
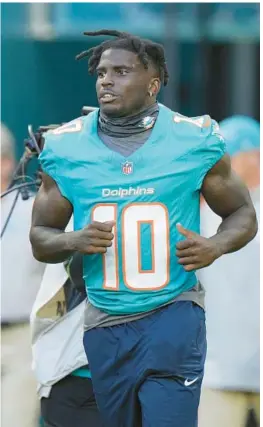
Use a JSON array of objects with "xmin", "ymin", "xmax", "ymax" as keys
[
  {"xmin": 97, "ymin": 71, "xmax": 106, "ymax": 78},
  {"xmin": 116, "ymin": 68, "xmax": 128, "ymax": 76}
]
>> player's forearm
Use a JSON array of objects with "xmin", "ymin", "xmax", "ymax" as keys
[
  {"xmin": 30, "ymin": 226, "xmax": 77, "ymax": 263},
  {"xmin": 209, "ymin": 204, "xmax": 258, "ymax": 256}
]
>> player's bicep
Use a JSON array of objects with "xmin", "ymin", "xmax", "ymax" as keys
[
  {"xmin": 31, "ymin": 172, "xmax": 73, "ymax": 230},
  {"xmin": 201, "ymin": 154, "xmax": 253, "ymax": 219}
]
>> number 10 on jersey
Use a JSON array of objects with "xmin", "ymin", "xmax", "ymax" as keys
[{"xmin": 92, "ymin": 203, "xmax": 170, "ymax": 291}]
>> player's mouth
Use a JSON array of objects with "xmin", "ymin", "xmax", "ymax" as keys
[{"xmin": 100, "ymin": 93, "xmax": 118, "ymax": 103}]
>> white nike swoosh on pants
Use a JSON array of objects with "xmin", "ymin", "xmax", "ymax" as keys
[{"xmin": 184, "ymin": 377, "xmax": 199, "ymax": 386}]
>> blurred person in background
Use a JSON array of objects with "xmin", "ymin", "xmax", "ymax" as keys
[
  {"xmin": 198, "ymin": 116, "xmax": 260, "ymax": 427},
  {"xmin": 1, "ymin": 124, "xmax": 15, "ymax": 193},
  {"xmin": 30, "ymin": 29, "xmax": 257, "ymax": 427},
  {"xmin": 1, "ymin": 123, "xmax": 46, "ymax": 427},
  {"xmin": 31, "ymin": 243, "xmax": 102, "ymax": 427},
  {"xmin": 1, "ymin": 122, "xmax": 101, "ymax": 427}
]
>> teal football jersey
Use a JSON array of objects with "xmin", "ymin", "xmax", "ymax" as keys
[{"xmin": 39, "ymin": 104, "xmax": 225, "ymax": 315}]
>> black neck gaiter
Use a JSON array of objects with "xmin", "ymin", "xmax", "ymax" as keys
[{"xmin": 98, "ymin": 103, "xmax": 159, "ymax": 138}]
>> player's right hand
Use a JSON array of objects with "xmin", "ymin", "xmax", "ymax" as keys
[{"xmin": 71, "ymin": 221, "xmax": 115, "ymax": 254}]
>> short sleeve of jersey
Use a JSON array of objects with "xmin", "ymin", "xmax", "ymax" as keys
[
  {"xmin": 196, "ymin": 119, "xmax": 226, "ymax": 190},
  {"xmin": 39, "ymin": 134, "xmax": 73, "ymax": 204}
]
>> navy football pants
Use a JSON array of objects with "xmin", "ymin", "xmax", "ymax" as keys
[{"xmin": 83, "ymin": 301, "xmax": 207, "ymax": 427}]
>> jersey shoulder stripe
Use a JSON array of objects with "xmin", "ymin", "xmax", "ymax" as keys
[
  {"xmin": 45, "ymin": 116, "xmax": 86, "ymax": 138},
  {"xmin": 173, "ymin": 112, "xmax": 224, "ymax": 142},
  {"xmin": 173, "ymin": 112, "xmax": 206, "ymax": 128}
]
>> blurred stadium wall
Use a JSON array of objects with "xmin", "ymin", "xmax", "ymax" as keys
[{"xmin": 1, "ymin": 3, "xmax": 259, "ymax": 159}]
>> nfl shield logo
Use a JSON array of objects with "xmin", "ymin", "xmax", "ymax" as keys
[{"xmin": 122, "ymin": 161, "xmax": 133, "ymax": 175}]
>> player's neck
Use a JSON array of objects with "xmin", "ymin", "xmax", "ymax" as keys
[
  {"xmin": 102, "ymin": 101, "xmax": 158, "ymax": 121},
  {"xmin": 99, "ymin": 102, "xmax": 159, "ymax": 137}
]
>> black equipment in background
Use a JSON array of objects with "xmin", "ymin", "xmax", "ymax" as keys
[{"xmin": 1, "ymin": 105, "xmax": 96, "ymax": 238}]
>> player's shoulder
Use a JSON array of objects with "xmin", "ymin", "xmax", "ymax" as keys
[
  {"xmin": 172, "ymin": 111, "xmax": 216, "ymax": 137},
  {"xmin": 163, "ymin": 105, "xmax": 225, "ymax": 145},
  {"xmin": 42, "ymin": 110, "xmax": 98, "ymax": 157},
  {"xmin": 44, "ymin": 114, "xmax": 90, "ymax": 141},
  {"xmin": 159, "ymin": 103, "xmax": 214, "ymax": 135},
  {"xmin": 160, "ymin": 105, "xmax": 225, "ymax": 158}
]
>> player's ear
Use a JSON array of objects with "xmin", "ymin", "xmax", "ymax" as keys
[{"xmin": 148, "ymin": 78, "xmax": 161, "ymax": 97}]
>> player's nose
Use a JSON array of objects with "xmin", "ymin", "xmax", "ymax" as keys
[{"xmin": 101, "ymin": 73, "xmax": 114, "ymax": 87}]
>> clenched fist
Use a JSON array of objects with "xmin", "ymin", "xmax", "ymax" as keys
[
  {"xmin": 176, "ymin": 223, "xmax": 221, "ymax": 272},
  {"xmin": 71, "ymin": 221, "xmax": 115, "ymax": 255}
]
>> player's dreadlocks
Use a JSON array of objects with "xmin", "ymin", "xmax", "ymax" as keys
[{"xmin": 76, "ymin": 29, "xmax": 169, "ymax": 86}]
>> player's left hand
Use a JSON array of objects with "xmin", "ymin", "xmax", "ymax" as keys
[{"xmin": 176, "ymin": 223, "xmax": 221, "ymax": 272}]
